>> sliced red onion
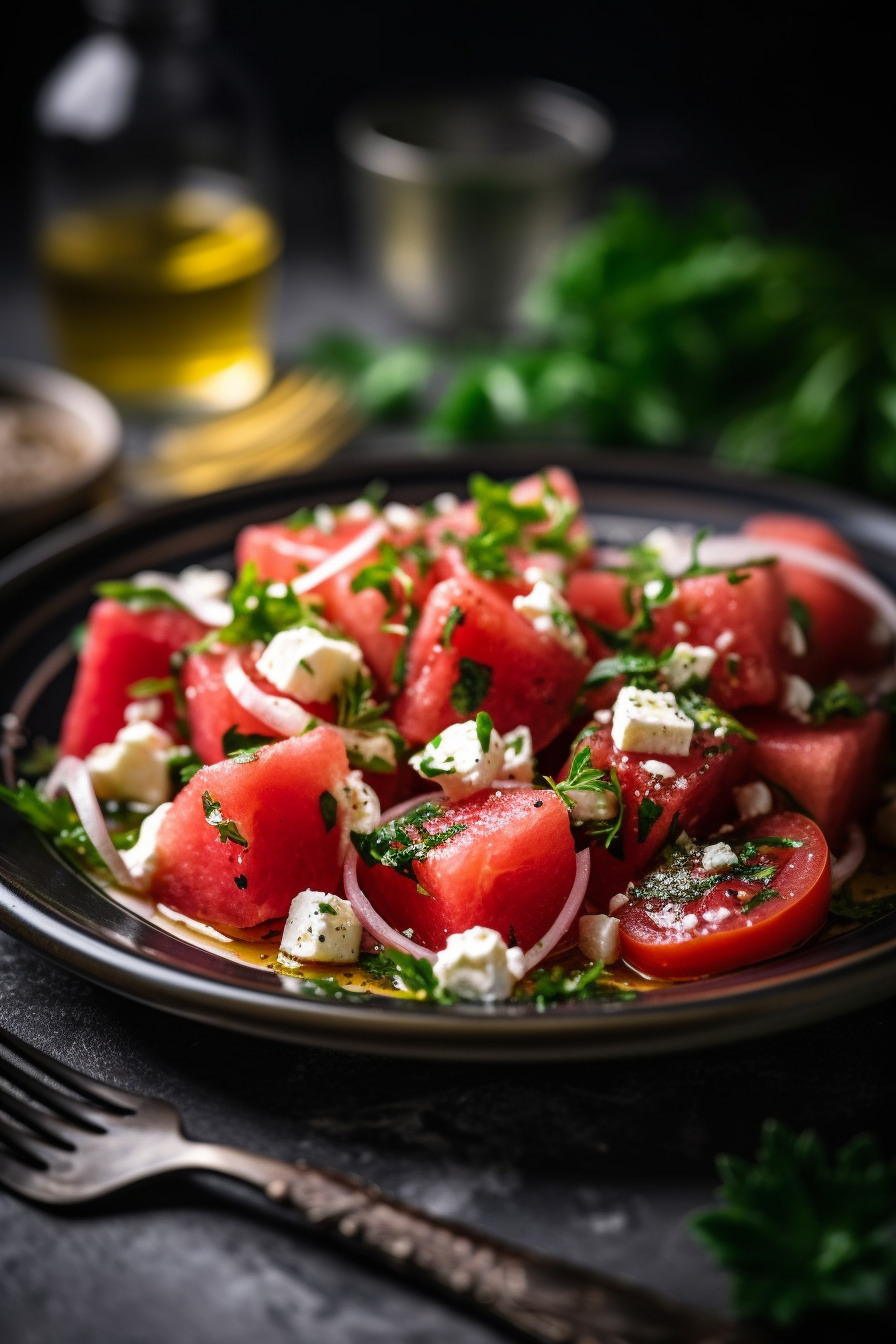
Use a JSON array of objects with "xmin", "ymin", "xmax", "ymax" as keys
[
  {"xmin": 290, "ymin": 519, "xmax": 387, "ymax": 596},
  {"xmin": 342, "ymin": 785, "xmax": 591, "ymax": 974},
  {"xmin": 831, "ymin": 824, "xmax": 866, "ymax": 891},
  {"xmin": 223, "ymin": 652, "xmax": 315, "ymax": 736},
  {"xmin": 44, "ymin": 756, "xmax": 135, "ymax": 888},
  {"xmin": 130, "ymin": 570, "xmax": 232, "ymax": 628}
]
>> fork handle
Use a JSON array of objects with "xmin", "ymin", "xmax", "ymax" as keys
[{"xmin": 185, "ymin": 1142, "xmax": 760, "ymax": 1344}]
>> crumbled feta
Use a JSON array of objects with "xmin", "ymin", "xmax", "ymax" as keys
[
  {"xmin": 86, "ymin": 720, "xmax": 175, "ymax": 807},
  {"xmin": 640, "ymin": 526, "xmax": 694, "ymax": 576},
  {"xmin": 176, "ymin": 565, "xmax": 232, "ymax": 604},
  {"xmin": 643, "ymin": 578, "xmax": 666, "ymax": 601},
  {"xmin": 410, "ymin": 719, "xmax": 504, "ymax": 799},
  {"xmin": 433, "ymin": 926, "xmax": 525, "ymax": 1002},
  {"xmin": 664, "ymin": 641, "xmax": 717, "ymax": 691},
  {"xmin": 641, "ymin": 759, "xmax": 677, "ymax": 779},
  {"xmin": 594, "ymin": 709, "xmax": 612, "ymax": 725},
  {"xmin": 337, "ymin": 770, "xmax": 381, "ymax": 860},
  {"xmin": 338, "ymin": 728, "xmax": 398, "ymax": 770},
  {"xmin": 522, "ymin": 564, "xmax": 563, "ymax": 589},
  {"xmin": 384, "ymin": 502, "xmax": 420, "ymax": 533},
  {"xmin": 278, "ymin": 890, "xmax": 362, "ymax": 964},
  {"xmin": 733, "ymin": 781, "xmax": 774, "ymax": 821},
  {"xmin": 714, "ymin": 629, "xmax": 735, "ymax": 652},
  {"xmin": 433, "ymin": 492, "xmax": 460, "ymax": 516},
  {"xmin": 119, "ymin": 802, "xmax": 173, "ymax": 889},
  {"xmin": 313, "ymin": 504, "xmax": 336, "ymax": 534},
  {"xmin": 611, "ymin": 686, "xmax": 693, "ymax": 757},
  {"xmin": 780, "ymin": 673, "xmax": 814, "ymax": 722},
  {"xmin": 512, "ymin": 580, "xmax": 586, "ymax": 657},
  {"xmin": 256, "ymin": 627, "xmax": 366, "ymax": 703},
  {"xmin": 701, "ymin": 841, "xmax": 739, "ymax": 872},
  {"xmin": 781, "ymin": 617, "xmax": 808, "ymax": 659},
  {"xmin": 566, "ymin": 783, "xmax": 619, "ymax": 827},
  {"xmin": 578, "ymin": 913, "xmax": 621, "ymax": 964},
  {"xmin": 500, "ymin": 725, "xmax": 534, "ymax": 782},
  {"xmin": 266, "ymin": 581, "xmax": 288, "ymax": 599},
  {"xmin": 124, "ymin": 697, "xmax": 163, "ymax": 724},
  {"xmin": 343, "ymin": 498, "xmax": 376, "ymax": 522}
]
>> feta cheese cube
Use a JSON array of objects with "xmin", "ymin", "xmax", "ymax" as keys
[
  {"xmin": 278, "ymin": 890, "xmax": 362, "ymax": 964},
  {"xmin": 578, "ymin": 913, "xmax": 621, "ymax": 965},
  {"xmin": 611, "ymin": 686, "xmax": 693, "ymax": 757},
  {"xmin": 383, "ymin": 502, "xmax": 421, "ymax": 533},
  {"xmin": 500, "ymin": 725, "xmax": 534, "ymax": 782},
  {"xmin": 343, "ymin": 498, "xmax": 376, "ymax": 521},
  {"xmin": 640, "ymin": 526, "xmax": 694, "ymax": 576},
  {"xmin": 433, "ymin": 492, "xmax": 460, "ymax": 516},
  {"xmin": 780, "ymin": 674, "xmax": 814, "ymax": 723},
  {"xmin": 86, "ymin": 720, "xmax": 175, "ymax": 807},
  {"xmin": 313, "ymin": 504, "xmax": 336, "ymax": 534},
  {"xmin": 512, "ymin": 580, "xmax": 586, "ymax": 658},
  {"xmin": 410, "ymin": 718, "xmax": 504, "ymax": 800},
  {"xmin": 433, "ymin": 926, "xmax": 525, "ymax": 1002},
  {"xmin": 119, "ymin": 802, "xmax": 173, "ymax": 890},
  {"xmin": 701, "ymin": 841, "xmax": 739, "ymax": 872},
  {"xmin": 664, "ymin": 641, "xmax": 717, "ymax": 691},
  {"xmin": 733, "ymin": 781, "xmax": 774, "ymax": 821},
  {"xmin": 255, "ymin": 627, "xmax": 366, "ymax": 703}
]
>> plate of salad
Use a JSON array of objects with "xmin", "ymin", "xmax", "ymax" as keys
[{"xmin": 1, "ymin": 448, "xmax": 895, "ymax": 1059}]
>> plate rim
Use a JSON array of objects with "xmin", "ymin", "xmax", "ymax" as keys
[{"xmin": 2, "ymin": 445, "xmax": 896, "ymax": 1058}]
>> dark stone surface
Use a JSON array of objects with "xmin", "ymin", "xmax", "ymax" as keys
[{"xmin": 1, "ymin": 928, "xmax": 894, "ymax": 1343}]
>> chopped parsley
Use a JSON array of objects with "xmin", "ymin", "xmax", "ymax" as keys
[
  {"xmin": 450, "ymin": 657, "xmax": 492, "ymax": 714},
  {"xmin": 0, "ymin": 781, "xmax": 110, "ymax": 870},
  {"xmin": 210, "ymin": 561, "xmax": 324, "ymax": 647},
  {"xmin": 637, "ymin": 796, "xmax": 664, "ymax": 843},
  {"xmin": 441, "ymin": 603, "xmax": 465, "ymax": 648},
  {"xmin": 584, "ymin": 649, "xmax": 670, "ymax": 690},
  {"xmin": 629, "ymin": 835, "xmax": 802, "ymax": 906},
  {"xmin": 335, "ymin": 673, "xmax": 404, "ymax": 770},
  {"xmin": 222, "ymin": 725, "xmax": 277, "ymax": 758},
  {"xmin": 317, "ymin": 899, "xmax": 338, "ymax": 915},
  {"xmin": 127, "ymin": 675, "xmax": 177, "ymax": 699},
  {"xmin": 360, "ymin": 948, "xmax": 454, "ymax": 1001},
  {"xmin": 94, "ymin": 580, "xmax": 185, "ymax": 612},
  {"xmin": 352, "ymin": 801, "xmax": 465, "ymax": 880},
  {"xmin": 513, "ymin": 960, "xmax": 637, "ymax": 1007},
  {"xmin": 676, "ymin": 689, "xmax": 757, "ymax": 741},
  {"xmin": 318, "ymin": 790, "xmax": 338, "ymax": 833},
  {"xmin": 350, "ymin": 542, "xmax": 414, "ymax": 623},
  {"xmin": 454, "ymin": 473, "xmax": 549, "ymax": 579},
  {"xmin": 788, "ymin": 594, "xmax": 812, "ymax": 638},
  {"xmin": 810, "ymin": 680, "xmax": 867, "ymax": 725},
  {"xmin": 201, "ymin": 790, "xmax": 248, "ymax": 847},
  {"xmin": 475, "ymin": 711, "xmax": 495, "ymax": 753}
]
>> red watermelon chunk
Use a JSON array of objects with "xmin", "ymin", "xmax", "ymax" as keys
[
  {"xmin": 647, "ymin": 565, "xmax": 788, "ymax": 708},
  {"xmin": 392, "ymin": 574, "xmax": 591, "ymax": 749},
  {"xmin": 235, "ymin": 516, "xmax": 370, "ymax": 584},
  {"xmin": 742, "ymin": 710, "xmax": 889, "ymax": 852},
  {"xmin": 150, "ymin": 729, "xmax": 350, "ymax": 927},
  {"xmin": 59, "ymin": 599, "xmax": 206, "ymax": 758},
  {"xmin": 181, "ymin": 646, "xmax": 334, "ymax": 765},
  {"xmin": 577, "ymin": 724, "xmax": 750, "ymax": 907},
  {"xmin": 742, "ymin": 514, "xmax": 889, "ymax": 683},
  {"xmin": 358, "ymin": 788, "xmax": 576, "ymax": 952}
]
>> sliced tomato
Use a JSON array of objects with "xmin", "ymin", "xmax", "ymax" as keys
[{"xmin": 617, "ymin": 812, "xmax": 831, "ymax": 979}]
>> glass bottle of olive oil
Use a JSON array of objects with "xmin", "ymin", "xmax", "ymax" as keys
[{"xmin": 35, "ymin": 0, "xmax": 281, "ymax": 413}]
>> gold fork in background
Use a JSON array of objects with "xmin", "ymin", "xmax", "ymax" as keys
[{"xmin": 128, "ymin": 369, "xmax": 362, "ymax": 499}]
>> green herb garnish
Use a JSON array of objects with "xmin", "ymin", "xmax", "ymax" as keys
[
  {"xmin": 0, "ymin": 781, "xmax": 109, "ymax": 870},
  {"xmin": 360, "ymin": 948, "xmax": 454, "ymax": 1001},
  {"xmin": 637, "ymin": 796, "xmax": 664, "ymax": 843},
  {"xmin": 541, "ymin": 746, "xmax": 624, "ymax": 847},
  {"xmin": 450, "ymin": 657, "xmax": 493, "ymax": 714},
  {"xmin": 319, "ymin": 790, "xmax": 338, "ymax": 833},
  {"xmin": 352, "ymin": 802, "xmax": 465, "ymax": 880},
  {"xmin": 441, "ymin": 603, "xmax": 465, "ymax": 648},
  {"xmin": 94, "ymin": 580, "xmax": 185, "ymax": 612},
  {"xmin": 513, "ymin": 961, "xmax": 637, "ymax": 1007},
  {"xmin": 201, "ymin": 790, "xmax": 249, "ymax": 848},
  {"xmin": 810, "ymin": 680, "xmax": 867, "ymax": 725},
  {"xmin": 691, "ymin": 1120, "xmax": 896, "ymax": 1326}
]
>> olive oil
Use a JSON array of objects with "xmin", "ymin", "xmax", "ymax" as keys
[{"xmin": 39, "ymin": 189, "xmax": 281, "ymax": 412}]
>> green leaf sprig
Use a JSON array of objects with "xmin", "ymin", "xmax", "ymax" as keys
[
  {"xmin": 351, "ymin": 801, "xmax": 465, "ymax": 880},
  {"xmin": 691, "ymin": 1120, "xmax": 896, "ymax": 1326},
  {"xmin": 540, "ymin": 745, "xmax": 624, "ymax": 847}
]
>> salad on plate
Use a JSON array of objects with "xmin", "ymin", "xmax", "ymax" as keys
[{"xmin": 3, "ymin": 467, "xmax": 896, "ymax": 1008}]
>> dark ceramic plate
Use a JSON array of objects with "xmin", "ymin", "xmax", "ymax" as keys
[{"xmin": 1, "ymin": 447, "xmax": 895, "ymax": 1058}]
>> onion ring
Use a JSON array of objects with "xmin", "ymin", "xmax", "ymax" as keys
[
  {"xmin": 290, "ymin": 520, "xmax": 387, "ymax": 596},
  {"xmin": 342, "ymin": 785, "xmax": 591, "ymax": 974},
  {"xmin": 44, "ymin": 756, "xmax": 135, "ymax": 888}
]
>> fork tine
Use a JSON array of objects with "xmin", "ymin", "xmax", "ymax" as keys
[
  {"xmin": 0, "ymin": 1025, "xmax": 139, "ymax": 1113},
  {"xmin": 0, "ymin": 1079, "xmax": 81, "ymax": 1147},
  {"xmin": 0, "ymin": 1113, "xmax": 56, "ymax": 1166},
  {"xmin": 0, "ymin": 1050, "xmax": 112, "ymax": 1129}
]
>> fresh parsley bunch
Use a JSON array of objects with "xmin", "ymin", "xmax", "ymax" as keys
[{"xmin": 692, "ymin": 1120, "xmax": 896, "ymax": 1326}]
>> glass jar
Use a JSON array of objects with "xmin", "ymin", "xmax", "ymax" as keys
[{"xmin": 34, "ymin": 0, "xmax": 281, "ymax": 413}]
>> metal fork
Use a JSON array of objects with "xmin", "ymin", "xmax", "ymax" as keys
[{"xmin": 0, "ymin": 1025, "xmax": 761, "ymax": 1344}]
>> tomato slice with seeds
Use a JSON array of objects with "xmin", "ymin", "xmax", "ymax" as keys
[{"xmin": 617, "ymin": 812, "xmax": 831, "ymax": 980}]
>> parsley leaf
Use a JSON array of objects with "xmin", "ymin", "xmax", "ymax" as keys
[
  {"xmin": 211, "ymin": 562, "xmax": 324, "ymax": 647},
  {"xmin": 541, "ymin": 746, "xmax": 624, "ymax": 847},
  {"xmin": 441, "ymin": 603, "xmax": 465, "ymax": 648},
  {"xmin": 789, "ymin": 594, "xmax": 812, "ymax": 637},
  {"xmin": 221, "ymin": 725, "xmax": 277, "ymax": 757},
  {"xmin": 352, "ymin": 802, "xmax": 465, "ymax": 880},
  {"xmin": 450, "ymin": 658, "xmax": 492, "ymax": 714},
  {"xmin": 513, "ymin": 961, "xmax": 637, "ymax": 1006},
  {"xmin": 637, "ymin": 796, "xmax": 664, "ymax": 843},
  {"xmin": 676, "ymin": 689, "xmax": 757, "ymax": 741},
  {"xmin": 475, "ymin": 711, "xmax": 495, "ymax": 753},
  {"xmin": 0, "ymin": 781, "xmax": 109, "ymax": 870},
  {"xmin": 810, "ymin": 680, "xmax": 867, "ymax": 725},
  {"xmin": 94, "ymin": 580, "xmax": 185, "ymax": 612},
  {"xmin": 585, "ymin": 649, "xmax": 669, "ymax": 689},
  {"xmin": 319, "ymin": 790, "xmax": 338, "ymax": 833},
  {"xmin": 455, "ymin": 472, "xmax": 548, "ymax": 579},
  {"xmin": 691, "ymin": 1120, "xmax": 896, "ymax": 1326},
  {"xmin": 360, "ymin": 948, "xmax": 454, "ymax": 1001},
  {"xmin": 201, "ymin": 791, "xmax": 249, "ymax": 848},
  {"xmin": 350, "ymin": 542, "xmax": 415, "ymax": 625},
  {"xmin": 127, "ymin": 676, "xmax": 177, "ymax": 699}
]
